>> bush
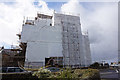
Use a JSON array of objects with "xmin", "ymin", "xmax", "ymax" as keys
[
  {"xmin": 90, "ymin": 62, "xmax": 109, "ymax": 69},
  {"xmin": 74, "ymin": 69, "xmax": 100, "ymax": 80},
  {"xmin": 32, "ymin": 68, "xmax": 51, "ymax": 78},
  {"xmin": 32, "ymin": 68, "xmax": 100, "ymax": 80},
  {"xmin": 55, "ymin": 68, "xmax": 73, "ymax": 78},
  {"xmin": 90, "ymin": 62, "xmax": 100, "ymax": 69}
]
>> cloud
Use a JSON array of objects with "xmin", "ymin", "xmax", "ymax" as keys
[
  {"xmin": 37, "ymin": 0, "xmax": 54, "ymax": 15},
  {"xmin": 61, "ymin": 0, "xmax": 118, "ymax": 63},
  {"xmin": 0, "ymin": 0, "xmax": 53, "ymax": 48},
  {"xmin": 0, "ymin": 0, "xmax": 118, "ymax": 63},
  {"xmin": 61, "ymin": 0, "xmax": 82, "ymax": 13}
]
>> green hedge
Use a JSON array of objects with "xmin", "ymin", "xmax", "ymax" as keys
[
  {"xmin": 73, "ymin": 69, "xmax": 100, "ymax": 80},
  {"xmin": 0, "ymin": 69, "xmax": 100, "ymax": 80},
  {"xmin": 32, "ymin": 68, "xmax": 100, "ymax": 80}
]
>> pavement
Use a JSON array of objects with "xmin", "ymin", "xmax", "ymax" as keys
[{"xmin": 100, "ymin": 68, "xmax": 120, "ymax": 80}]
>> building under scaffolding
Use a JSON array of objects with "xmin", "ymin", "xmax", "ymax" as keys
[
  {"xmin": 0, "ymin": 47, "xmax": 25, "ymax": 67},
  {"xmin": 20, "ymin": 12, "xmax": 91, "ymax": 68}
]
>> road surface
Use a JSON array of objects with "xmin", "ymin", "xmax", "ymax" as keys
[{"xmin": 100, "ymin": 69, "xmax": 120, "ymax": 80}]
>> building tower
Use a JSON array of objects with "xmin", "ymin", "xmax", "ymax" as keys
[{"xmin": 20, "ymin": 12, "xmax": 91, "ymax": 68}]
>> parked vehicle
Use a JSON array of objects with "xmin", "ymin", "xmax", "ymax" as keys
[
  {"xmin": 46, "ymin": 67, "xmax": 60, "ymax": 72},
  {"xmin": 1, "ymin": 67, "xmax": 30, "ymax": 73}
]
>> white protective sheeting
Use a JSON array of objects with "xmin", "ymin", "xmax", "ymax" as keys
[{"xmin": 21, "ymin": 13, "xmax": 91, "ymax": 67}]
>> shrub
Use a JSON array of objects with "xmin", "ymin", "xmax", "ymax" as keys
[
  {"xmin": 74, "ymin": 69, "xmax": 100, "ymax": 80},
  {"xmin": 32, "ymin": 68, "xmax": 100, "ymax": 80},
  {"xmin": 90, "ymin": 62, "xmax": 100, "ymax": 69},
  {"xmin": 58, "ymin": 68, "xmax": 73, "ymax": 78},
  {"xmin": 32, "ymin": 68, "xmax": 51, "ymax": 78}
]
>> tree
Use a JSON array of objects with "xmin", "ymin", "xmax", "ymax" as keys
[{"xmin": 90, "ymin": 62, "xmax": 100, "ymax": 69}]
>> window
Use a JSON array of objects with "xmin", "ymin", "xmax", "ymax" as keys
[
  {"xmin": 2, "ymin": 68, "xmax": 7, "ymax": 73},
  {"xmin": 50, "ymin": 23, "xmax": 52, "ymax": 26},
  {"xmin": 15, "ymin": 68, "xmax": 23, "ymax": 72},
  {"xmin": 8, "ymin": 68, "xmax": 14, "ymax": 72},
  {"xmin": 15, "ymin": 68, "xmax": 21, "ymax": 72}
]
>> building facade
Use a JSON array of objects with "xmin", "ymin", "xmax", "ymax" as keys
[
  {"xmin": 21, "ymin": 13, "xmax": 91, "ymax": 68},
  {"xmin": 0, "ymin": 47, "xmax": 25, "ymax": 67}
]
